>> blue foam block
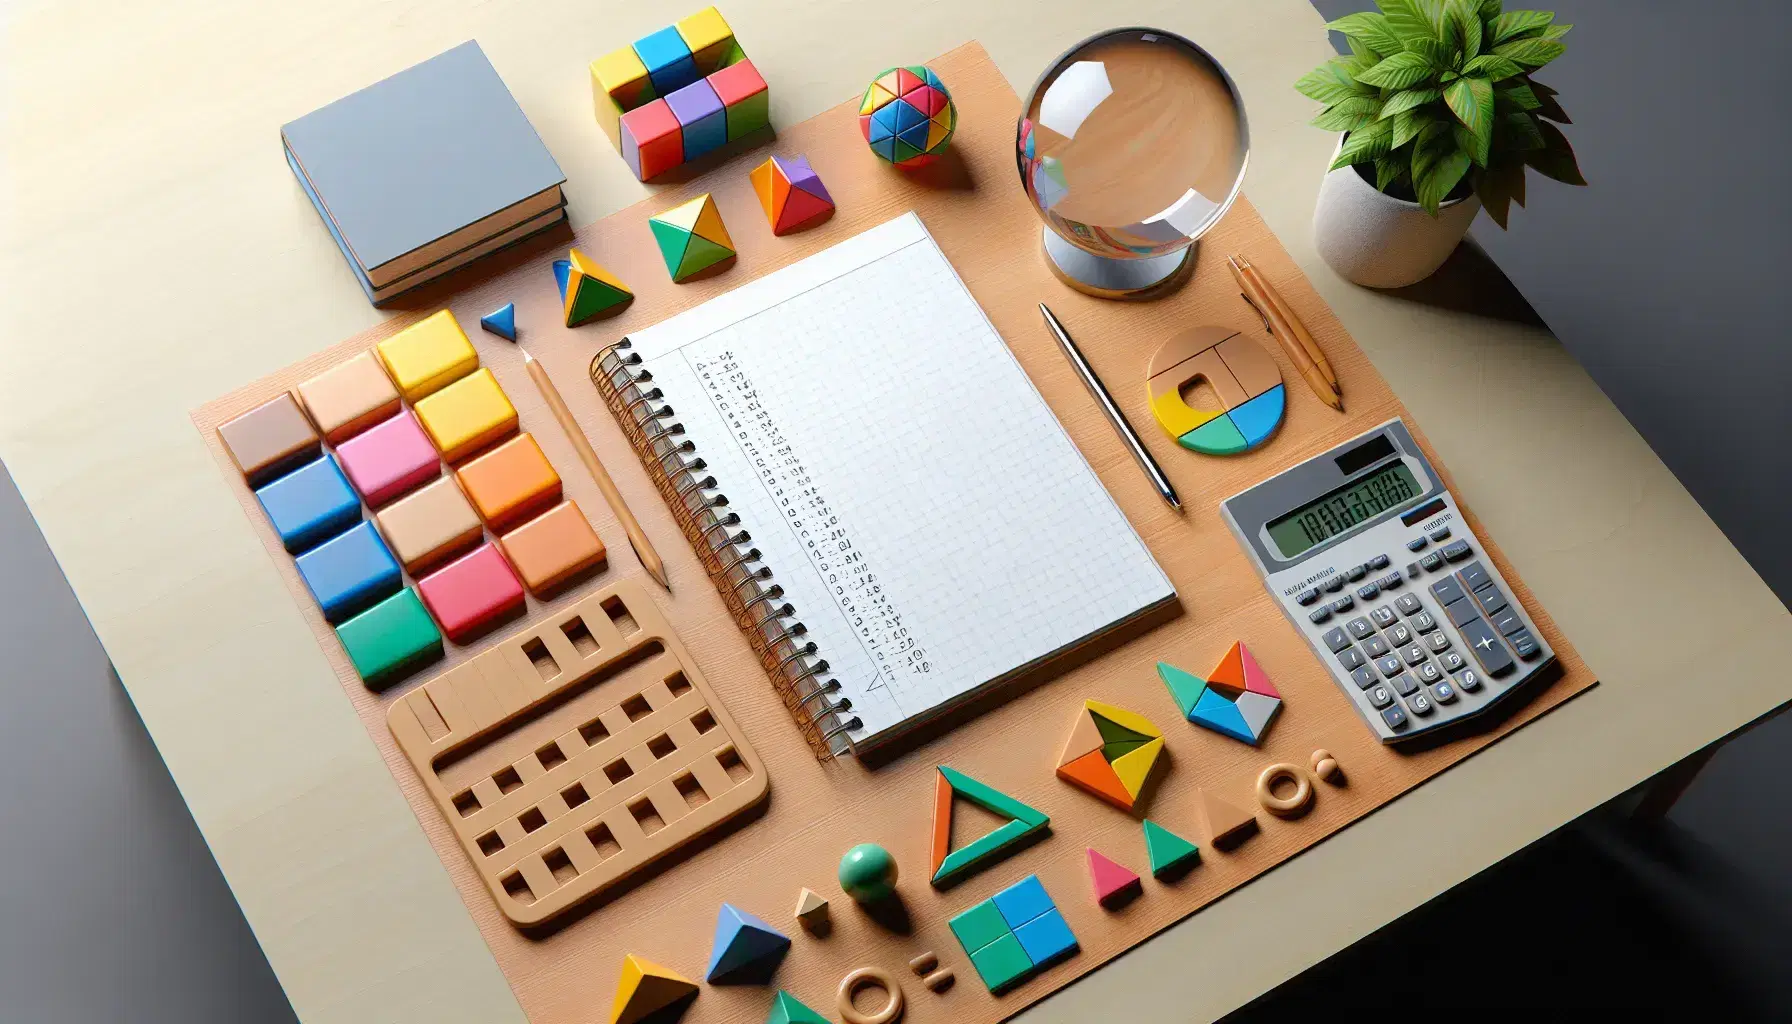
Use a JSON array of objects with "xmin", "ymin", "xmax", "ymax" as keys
[
  {"xmin": 255, "ymin": 455, "xmax": 361, "ymax": 553},
  {"xmin": 636, "ymin": 27, "xmax": 697, "ymax": 94},
  {"xmin": 992, "ymin": 874, "xmax": 1054, "ymax": 929},
  {"xmin": 1012, "ymin": 909, "xmax": 1078, "ymax": 967},
  {"xmin": 682, "ymin": 110, "xmax": 727, "ymax": 160},
  {"xmin": 295, "ymin": 521, "xmax": 402, "ymax": 623}
]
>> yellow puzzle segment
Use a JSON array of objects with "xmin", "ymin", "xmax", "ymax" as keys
[
  {"xmin": 675, "ymin": 6, "xmax": 735, "ymax": 73},
  {"xmin": 375, "ymin": 309, "xmax": 478, "ymax": 402},
  {"xmin": 570, "ymin": 249, "xmax": 630, "ymax": 292},
  {"xmin": 413, "ymin": 367, "xmax": 518, "ymax": 463},
  {"xmin": 1149, "ymin": 388, "xmax": 1222, "ymax": 440},
  {"xmin": 590, "ymin": 46, "xmax": 652, "ymax": 146},
  {"xmin": 1084, "ymin": 699, "xmax": 1161, "ymax": 739},
  {"xmin": 1110, "ymin": 737, "xmax": 1163, "ymax": 797}
]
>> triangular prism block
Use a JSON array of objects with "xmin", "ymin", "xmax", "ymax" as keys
[
  {"xmin": 1157, "ymin": 661, "xmax": 1208, "ymax": 717},
  {"xmin": 765, "ymin": 990, "xmax": 831, "ymax": 1024},
  {"xmin": 479, "ymin": 303, "xmax": 516, "ymax": 341},
  {"xmin": 1058, "ymin": 708, "xmax": 1105, "ymax": 764},
  {"xmin": 611, "ymin": 955, "xmax": 698, "ymax": 1024},
  {"xmin": 1087, "ymin": 848, "xmax": 1142, "ymax": 908},
  {"xmin": 706, "ymin": 903, "xmax": 790, "ymax": 983},
  {"xmin": 1197, "ymin": 788, "xmax": 1259, "ymax": 849},
  {"xmin": 560, "ymin": 249, "xmax": 633, "ymax": 326},
  {"xmin": 1239, "ymin": 644, "xmax": 1281, "ymax": 698},
  {"xmin": 1142, "ymin": 819, "xmax": 1200, "ymax": 878},
  {"xmin": 1110, "ymin": 737, "xmax": 1163, "ymax": 797},
  {"xmin": 930, "ymin": 766, "xmax": 1049, "ymax": 888},
  {"xmin": 650, "ymin": 194, "xmax": 735, "ymax": 283}
]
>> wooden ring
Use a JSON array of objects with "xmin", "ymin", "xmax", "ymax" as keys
[
  {"xmin": 838, "ymin": 966, "xmax": 905, "ymax": 1024},
  {"xmin": 1256, "ymin": 763, "xmax": 1313, "ymax": 817}
]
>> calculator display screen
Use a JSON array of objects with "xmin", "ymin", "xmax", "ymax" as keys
[{"xmin": 1266, "ymin": 461, "xmax": 1422, "ymax": 558}]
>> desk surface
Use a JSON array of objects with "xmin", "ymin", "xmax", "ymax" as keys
[{"xmin": 3, "ymin": 1, "xmax": 1788, "ymax": 1022}]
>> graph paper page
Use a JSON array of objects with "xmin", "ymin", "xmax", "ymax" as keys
[{"xmin": 629, "ymin": 213, "xmax": 1175, "ymax": 746}]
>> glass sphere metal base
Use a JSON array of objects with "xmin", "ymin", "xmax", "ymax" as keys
[{"xmin": 1042, "ymin": 227, "xmax": 1195, "ymax": 300}]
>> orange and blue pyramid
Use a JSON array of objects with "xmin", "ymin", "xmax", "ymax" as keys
[
  {"xmin": 1158, "ymin": 642, "xmax": 1282, "ymax": 745},
  {"xmin": 1055, "ymin": 700, "xmax": 1164, "ymax": 812},
  {"xmin": 649, "ymin": 193, "xmax": 735, "ymax": 283}
]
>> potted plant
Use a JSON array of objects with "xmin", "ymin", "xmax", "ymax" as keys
[{"xmin": 1298, "ymin": 0, "xmax": 1585, "ymax": 288}]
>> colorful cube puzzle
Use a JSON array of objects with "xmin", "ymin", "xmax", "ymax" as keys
[
  {"xmin": 413, "ymin": 368, "xmax": 518, "ymax": 463},
  {"xmin": 334, "ymin": 408, "xmax": 441, "ymax": 507},
  {"xmin": 375, "ymin": 309, "xmax": 478, "ymax": 402},
  {"xmin": 592, "ymin": 7, "xmax": 770, "ymax": 180},
  {"xmin": 218, "ymin": 393, "xmax": 320, "ymax": 485},
  {"xmin": 649, "ymin": 193, "xmax": 735, "ymax": 282},
  {"xmin": 496, "ymin": 499, "xmax": 606, "ymax": 596},
  {"xmin": 455, "ymin": 432, "xmax": 562, "ymax": 531},
  {"xmin": 949, "ymin": 875, "xmax": 1078, "ymax": 993}
]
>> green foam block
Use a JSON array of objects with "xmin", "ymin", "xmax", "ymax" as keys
[{"xmin": 336, "ymin": 588, "xmax": 443, "ymax": 690}]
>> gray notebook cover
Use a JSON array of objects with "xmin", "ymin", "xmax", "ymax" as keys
[{"xmin": 280, "ymin": 40, "xmax": 566, "ymax": 275}]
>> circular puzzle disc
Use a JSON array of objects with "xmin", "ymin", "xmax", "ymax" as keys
[{"xmin": 1145, "ymin": 326, "xmax": 1285, "ymax": 455}]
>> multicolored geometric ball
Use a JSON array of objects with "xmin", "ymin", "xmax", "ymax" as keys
[{"xmin": 858, "ymin": 65, "xmax": 955, "ymax": 168}]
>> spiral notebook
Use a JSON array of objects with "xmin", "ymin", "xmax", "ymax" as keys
[{"xmin": 592, "ymin": 213, "xmax": 1176, "ymax": 757}]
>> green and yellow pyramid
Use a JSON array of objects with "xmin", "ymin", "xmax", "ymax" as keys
[
  {"xmin": 649, "ymin": 193, "xmax": 736, "ymax": 283},
  {"xmin": 554, "ymin": 248, "xmax": 633, "ymax": 327}
]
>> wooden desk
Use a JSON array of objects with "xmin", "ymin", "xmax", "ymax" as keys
[{"xmin": 2, "ymin": 1, "xmax": 1787, "ymax": 1021}]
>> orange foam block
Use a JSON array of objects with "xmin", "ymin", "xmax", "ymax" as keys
[
  {"xmin": 455, "ymin": 433, "xmax": 561, "ymax": 531},
  {"xmin": 415, "ymin": 543, "xmax": 525, "ymax": 643},
  {"xmin": 498, "ymin": 500, "xmax": 607, "ymax": 596}
]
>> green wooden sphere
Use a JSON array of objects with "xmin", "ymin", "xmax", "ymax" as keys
[{"xmin": 838, "ymin": 843, "xmax": 898, "ymax": 902}]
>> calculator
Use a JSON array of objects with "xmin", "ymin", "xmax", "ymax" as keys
[{"xmin": 1220, "ymin": 419, "xmax": 1556, "ymax": 743}]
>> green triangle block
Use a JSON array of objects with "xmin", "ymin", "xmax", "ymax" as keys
[
  {"xmin": 765, "ymin": 990, "xmax": 829, "ymax": 1024},
  {"xmin": 649, "ymin": 219, "xmax": 693, "ymax": 278},
  {"xmin": 1180, "ymin": 414, "xmax": 1249, "ymax": 455},
  {"xmin": 1092, "ymin": 713, "xmax": 1152, "ymax": 748},
  {"xmin": 1142, "ymin": 819, "xmax": 1200, "ymax": 878},
  {"xmin": 933, "ymin": 766, "xmax": 1050, "ymax": 888},
  {"xmin": 1157, "ymin": 661, "xmax": 1209, "ymax": 718},
  {"xmin": 675, "ymin": 232, "xmax": 734, "ymax": 280},
  {"xmin": 891, "ymin": 136, "xmax": 923, "ymax": 163},
  {"xmin": 567, "ymin": 277, "xmax": 631, "ymax": 326}
]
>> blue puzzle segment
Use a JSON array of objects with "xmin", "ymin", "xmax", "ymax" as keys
[
  {"xmin": 479, "ymin": 302, "xmax": 516, "ymax": 341},
  {"xmin": 705, "ymin": 902, "xmax": 790, "ymax": 983},
  {"xmin": 552, "ymin": 259, "xmax": 571, "ymax": 300},
  {"xmin": 1228, "ymin": 384, "xmax": 1286, "ymax": 448},
  {"xmin": 634, "ymin": 27, "xmax": 698, "ymax": 94},
  {"xmin": 991, "ymin": 874, "xmax": 1053, "ymax": 929},
  {"xmin": 295, "ymin": 520, "xmax": 402, "ymax": 622},
  {"xmin": 681, "ymin": 109, "xmax": 727, "ymax": 160},
  {"xmin": 1190, "ymin": 686, "xmax": 1258, "ymax": 744},
  {"xmin": 949, "ymin": 874, "xmax": 1079, "ymax": 994},
  {"xmin": 1012, "ymin": 909, "xmax": 1078, "ymax": 967},
  {"xmin": 255, "ymin": 455, "xmax": 360, "ymax": 553}
]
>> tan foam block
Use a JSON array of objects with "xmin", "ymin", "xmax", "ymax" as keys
[
  {"xmin": 217, "ymin": 393, "xmax": 319, "ymax": 484},
  {"xmin": 296, "ymin": 351, "xmax": 403, "ymax": 444},
  {"xmin": 374, "ymin": 476, "xmax": 484, "ymax": 574},
  {"xmin": 497, "ymin": 500, "xmax": 607, "ymax": 596}
]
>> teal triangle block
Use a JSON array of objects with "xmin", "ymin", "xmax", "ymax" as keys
[
  {"xmin": 649, "ymin": 219, "xmax": 693, "ymax": 277},
  {"xmin": 1189, "ymin": 688, "xmax": 1257, "ymax": 745},
  {"xmin": 1142, "ymin": 819, "xmax": 1200, "ymax": 877},
  {"xmin": 706, "ymin": 903, "xmax": 790, "ymax": 982},
  {"xmin": 479, "ymin": 303, "xmax": 516, "ymax": 341},
  {"xmin": 765, "ymin": 990, "xmax": 831, "ymax": 1024},
  {"xmin": 1156, "ymin": 661, "xmax": 1208, "ymax": 718}
]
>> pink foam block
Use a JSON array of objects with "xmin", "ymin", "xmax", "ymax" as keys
[
  {"xmin": 415, "ymin": 543, "xmax": 525, "ymax": 643},
  {"xmin": 1087, "ymin": 848, "xmax": 1142, "ymax": 908},
  {"xmin": 334, "ymin": 409, "xmax": 440, "ymax": 507}
]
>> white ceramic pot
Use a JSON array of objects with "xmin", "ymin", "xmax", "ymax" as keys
[{"xmin": 1312, "ymin": 135, "xmax": 1481, "ymax": 288}]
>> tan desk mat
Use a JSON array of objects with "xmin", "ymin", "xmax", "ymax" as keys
[{"xmin": 195, "ymin": 41, "xmax": 1595, "ymax": 1024}]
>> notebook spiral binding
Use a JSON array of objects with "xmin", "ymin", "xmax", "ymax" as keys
[{"xmin": 591, "ymin": 340, "xmax": 859, "ymax": 760}]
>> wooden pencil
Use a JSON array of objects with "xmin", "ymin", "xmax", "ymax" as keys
[
  {"xmin": 1235, "ymin": 254, "xmax": 1341, "ymax": 394},
  {"xmin": 1227, "ymin": 255, "xmax": 1343, "ymax": 412}
]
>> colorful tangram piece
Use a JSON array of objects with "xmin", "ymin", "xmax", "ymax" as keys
[
  {"xmin": 650, "ymin": 193, "xmax": 736, "ymax": 283},
  {"xmin": 553, "ymin": 248, "xmax": 633, "ymax": 326},
  {"xmin": 1158, "ymin": 642, "xmax": 1283, "ymax": 745},
  {"xmin": 1141, "ymin": 819, "xmax": 1201, "ymax": 879},
  {"xmin": 478, "ymin": 302, "xmax": 517, "ymax": 341},
  {"xmin": 750, "ymin": 154, "xmax": 835, "ymax": 235},
  {"xmin": 610, "ymin": 954, "xmax": 698, "ymax": 1024},
  {"xmin": 764, "ymin": 990, "xmax": 830, "ymax": 1024},
  {"xmin": 1197, "ymin": 787, "xmax": 1260, "ymax": 850},
  {"xmin": 929, "ymin": 765, "xmax": 1049, "ymax": 888},
  {"xmin": 1054, "ymin": 699, "xmax": 1164, "ymax": 812},
  {"xmin": 705, "ymin": 902, "xmax": 790, "ymax": 983},
  {"xmin": 1086, "ymin": 847, "xmax": 1142, "ymax": 908},
  {"xmin": 858, "ymin": 65, "xmax": 956, "ymax": 168}
]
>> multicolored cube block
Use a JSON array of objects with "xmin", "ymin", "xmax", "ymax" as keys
[
  {"xmin": 591, "ymin": 7, "xmax": 771, "ymax": 180},
  {"xmin": 949, "ymin": 875, "xmax": 1078, "ymax": 993},
  {"xmin": 750, "ymin": 154, "xmax": 834, "ymax": 235},
  {"xmin": 860, "ymin": 65, "xmax": 956, "ymax": 168},
  {"xmin": 649, "ymin": 193, "xmax": 736, "ymax": 282}
]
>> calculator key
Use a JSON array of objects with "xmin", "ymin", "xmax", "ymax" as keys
[
  {"xmin": 1352, "ymin": 665, "xmax": 1379, "ymax": 690},
  {"xmin": 1442, "ymin": 539, "xmax": 1473, "ymax": 562},
  {"xmin": 1411, "ymin": 611, "xmax": 1438, "ymax": 633},
  {"xmin": 1386, "ymin": 623, "xmax": 1413, "ymax": 647},
  {"xmin": 1429, "ymin": 526, "xmax": 1452, "ymax": 542},
  {"xmin": 1309, "ymin": 607, "xmax": 1333, "ymax": 624},
  {"xmin": 1458, "ymin": 561, "xmax": 1492, "ymax": 591},
  {"xmin": 1445, "ymin": 598, "xmax": 1481, "ymax": 627},
  {"xmin": 1426, "ymin": 631, "xmax": 1451, "ymax": 653},
  {"xmin": 1389, "ymin": 671, "xmax": 1419, "ymax": 696},
  {"xmin": 1459, "ymin": 617, "xmax": 1516, "ymax": 675},
  {"xmin": 1401, "ymin": 643, "xmax": 1427, "ymax": 665},
  {"xmin": 1406, "ymin": 537, "xmax": 1428, "ymax": 552},
  {"xmin": 1370, "ymin": 605, "xmax": 1399, "ymax": 628},
  {"xmin": 1492, "ymin": 609, "xmax": 1525, "ymax": 636},
  {"xmin": 1347, "ymin": 616, "xmax": 1376, "ymax": 640},
  {"xmin": 1346, "ymin": 564, "xmax": 1368, "ymax": 582},
  {"xmin": 1296, "ymin": 589, "xmax": 1320, "ymax": 606},
  {"xmin": 1381, "ymin": 704, "xmax": 1410, "ymax": 730},
  {"xmin": 1337, "ymin": 646, "xmax": 1367, "ymax": 671},
  {"xmin": 1430, "ymin": 577, "xmax": 1466, "ymax": 605},
  {"xmin": 1369, "ymin": 553, "xmax": 1391, "ymax": 570},
  {"xmin": 1406, "ymin": 562, "xmax": 1422, "ymax": 578},
  {"xmin": 1454, "ymin": 668, "xmax": 1483, "ymax": 692},
  {"xmin": 1331, "ymin": 596, "xmax": 1355, "ymax": 613},
  {"xmin": 1356, "ymin": 582, "xmax": 1380, "ymax": 601},
  {"xmin": 1406, "ymin": 691, "xmax": 1435, "ymax": 716},
  {"xmin": 1419, "ymin": 552, "xmax": 1445, "ymax": 572},
  {"xmin": 1416, "ymin": 662, "xmax": 1442, "ymax": 684},
  {"xmin": 1430, "ymin": 680, "xmax": 1458, "ymax": 704},
  {"xmin": 1362, "ymin": 636, "xmax": 1391, "ymax": 659},
  {"xmin": 1367, "ymin": 684, "xmax": 1394, "ymax": 709},
  {"xmin": 1377, "ymin": 573, "xmax": 1403, "ymax": 590},
  {"xmin": 1376, "ymin": 654, "xmax": 1405, "ymax": 678},
  {"xmin": 1322, "ymin": 626, "xmax": 1351, "ymax": 652},
  {"xmin": 1324, "ymin": 577, "xmax": 1345, "ymax": 593},
  {"xmin": 1472, "ymin": 584, "xmax": 1508, "ymax": 616},
  {"xmin": 1439, "ymin": 650, "xmax": 1466, "ymax": 672},
  {"xmin": 1510, "ymin": 629, "xmax": 1542, "ymax": 660},
  {"xmin": 1395, "ymin": 593, "xmax": 1424, "ymax": 616}
]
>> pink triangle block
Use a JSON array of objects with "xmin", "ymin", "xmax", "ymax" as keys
[
  {"xmin": 1240, "ymin": 643, "xmax": 1281, "ymax": 698},
  {"xmin": 1087, "ymin": 848, "xmax": 1142, "ymax": 908}
]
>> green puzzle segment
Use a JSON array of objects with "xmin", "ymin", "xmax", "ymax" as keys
[
  {"xmin": 1179, "ymin": 414, "xmax": 1250, "ymax": 455},
  {"xmin": 948, "ymin": 900, "xmax": 1010, "ymax": 952},
  {"xmin": 336, "ymin": 588, "xmax": 443, "ymax": 690},
  {"xmin": 677, "ymin": 233, "xmax": 733, "ymax": 278},
  {"xmin": 1157, "ymin": 661, "xmax": 1209, "ymax": 717},
  {"xmin": 932, "ymin": 766, "xmax": 1050, "ymax": 887},
  {"xmin": 968, "ymin": 933, "xmax": 1034, "ymax": 993},
  {"xmin": 1143, "ymin": 819, "xmax": 1201, "ymax": 877},
  {"xmin": 567, "ymin": 278, "xmax": 630, "ymax": 325},
  {"xmin": 951, "ymin": 874, "xmax": 1079, "ymax": 994}
]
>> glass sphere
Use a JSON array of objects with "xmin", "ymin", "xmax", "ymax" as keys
[{"xmin": 1018, "ymin": 29, "xmax": 1250, "ymax": 262}]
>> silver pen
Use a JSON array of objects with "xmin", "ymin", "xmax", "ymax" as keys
[{"xmin": 1039, "ymin": 303, "xmax": 1182, "ymax": 511}]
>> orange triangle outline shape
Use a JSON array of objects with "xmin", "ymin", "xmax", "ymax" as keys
[
  {"xmin": 1057, "ymin": 748, "xmax": 1134, "ymax": 810},
  {"xmin": 1208, "ymin": 641, "xmax": 1247, "ymax": 695}
]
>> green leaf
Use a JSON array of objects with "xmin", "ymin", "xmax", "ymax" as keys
[
  {"xmin": 1499, "ymin": 111, "xmax": 1546, "ymax": 150},
  {"xmin": 1357, "ymin": 50, "xmax": 1441, "ymax": 89},
  {"xmin": 1490, "ymin": 9, "xmax": 1553, "ymax": 44},
  {"xmin": 1448, "ymin": 0, "xmax": 1483, "ymax": 59},
  {"xmin": 1332, "ymin": 118, "xmax": 1395, "ymax": 170},
  {"xmin": 1542, "ymin": 22, "xmax": 1572, "ymax": 41},
  {"xmin": 1444, "ymin": 75, "xmax": 1494, "ymax": 139},
  {"xmin": 1312, "ymin": 96, "xmax": 1383, "ymax": 131},
  {"xmin": 1392, "ymin": 106, "xmax": 1434, "ymax": 148},
  {"xmin": 1463, "ymin": 54, "xmax": 1524, "ymax": 80},
  {"xmin": 1296, "ymin": 64, "xmax": 1370, "ymax": 104},
  {"xmin": 1415, "ymin": 148, "xmax": 1472, "ymax": 215},
  {"xmin": 1453, "ymin": 121, "xmax": 1490, "ymax": 167},
  {"xmin": 1380, "ymin": 0, "xmax": 1442, "ymax": 45},
  {"xmin": 1525, "ymin": 120, "xmax": 1586, "ymax": 184},
  {"xmin": 1477, "ymin": 0, "xmax": 1504, "ymax": 21},
  {"xmin": 1374, "ymin": 152, "xmax": 1406, "ymax": 192},
  {"xmin": 1493, "ymin": 37, "xmax": 1566, "ymax": 68},
  {"xmin": 1379, "ymin": 86, "xmax": 1443, "ymax": 118},
  {"xmin": 1495, "ymin": 80, "xmax": 1541, "ymax": 110},
  {"xmin": 1326, "ymin": 12, "xmax": 1405, "ymax": 57}
]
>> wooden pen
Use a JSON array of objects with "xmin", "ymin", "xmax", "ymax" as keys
[
  {"xmin": 1226, "ymin": 255, "xmax": 1343, "ymax": 411},
  {"xmin": 1234, "ymin": 254, "xmax": 1339, "ymax": 394}
]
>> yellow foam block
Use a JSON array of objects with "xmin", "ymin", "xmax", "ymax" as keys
[
  {"xmin": 675, "ymin": 6, "xmax": 735, "ymax": 73},
  {"xmin": 590, "ymin": 45, "xmax": 651, "ymax": 145},
  {"xmin": 375, "ymin": 310, "xmax": 478, "ymax": 402},
  {"xmin": 1149, "ymin": 388, "xmax": 1222, "ymax": 440},
  {"xmin": 413, "ymin": 368, "xmax": 517, "ymax": 463}
]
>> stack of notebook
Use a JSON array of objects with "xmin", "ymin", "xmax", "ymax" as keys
[{"xmin": 281, "ymin": 41, "xmax": 568, "ymax": 306}]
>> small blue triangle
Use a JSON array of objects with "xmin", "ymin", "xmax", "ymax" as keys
[
  {"xmin": 870, "ymin": 101, "xmax": 904, "ymax": 138},
  {"xmin": 1190, "ymin": 688, "xmax": 1257, "ymax": 745},
  {"xmin": 479, "ymin": 303, "xmax": 516, "ymax": 342},
  {"xmin": 552, "ymin": 259, "xmax": 571, "ymax": 301},
  {"xmin": 705, "ymin": 903, "xmax": 790, "ymax": 983},
  {"xmin": 896, "ymin": 121, "xmax": 932, "ymax": 152},
  {"xmin": 890, "ymin": 99, "xmax": 926, "ymax": 134}
]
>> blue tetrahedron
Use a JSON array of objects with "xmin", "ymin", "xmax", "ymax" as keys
[
  {"xmin": 479, "ymin": 302, "xmax": 517, "ymax": 341},
  {"xmin": 705, "ymin": 903, "xmax": 790, "ymax": 983}
]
